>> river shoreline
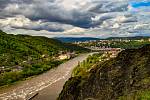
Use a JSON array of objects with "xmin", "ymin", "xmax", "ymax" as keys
[{"xmin": 0, "ymin": 53, "xmax": 93, "ymax": 100}]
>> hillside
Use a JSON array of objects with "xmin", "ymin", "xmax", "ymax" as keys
[
  {"xmin": 58, "ymin": 44, "xmax": 150, "ymax": 100},
  {"xmin": 0, "ymin": 30, "xmax": 89, "ymax": 86}
]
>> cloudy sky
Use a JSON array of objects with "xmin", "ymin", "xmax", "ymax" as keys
[{"xmin": 0, "ymin": 0, "xmax": 150, "ymax": 38}]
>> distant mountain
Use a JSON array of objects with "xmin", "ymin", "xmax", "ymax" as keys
[
  {"xmin": 106, "ymin": 36, "xmax": 150, "ymax": 40},
  {"xmin": 58, "ymin": 44, "xmax": 150, "ymax": 100},
  {"xmin": 54, "ymin": 37, "xmax": 100, "ymax": 42}
]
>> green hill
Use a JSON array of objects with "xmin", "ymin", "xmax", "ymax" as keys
[
  {"xmin": 58, "ymin": 44, "xmax": 150, "ymax": 100},
  {"xmin": 0, "ymin": 30, "xmax": 89, "ymax": 86}
]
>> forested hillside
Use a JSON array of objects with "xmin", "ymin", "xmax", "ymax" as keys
[
  {"xmin": 0, "ymin": 30, "xmax": 89, "ymax": 86},
  {"xmin": 58, "ymin": 44, "xmax": 150, "ymax": 100}
]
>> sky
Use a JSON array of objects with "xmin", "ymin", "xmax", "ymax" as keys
[{"xmin": 0, "ymin": 0, "xmax": 150, "ymax": 38}]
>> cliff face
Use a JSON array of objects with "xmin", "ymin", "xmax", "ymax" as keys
[{"xmin": 58, "ymin": 45, "xmax": 150, "ymax": 100}]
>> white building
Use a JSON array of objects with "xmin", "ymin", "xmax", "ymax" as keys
[{"xmin": 58, "ymin": 54, "xmax": 71, "ymax": 60}]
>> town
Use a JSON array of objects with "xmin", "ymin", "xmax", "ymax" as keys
[{"xmin": 74, "ymin": 37, "xmax": 150, "ymax": 50}]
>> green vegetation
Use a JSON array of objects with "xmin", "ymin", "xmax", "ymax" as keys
[
  {"xmin": 72, "ymin": 53, "xmax": 102, "ymax": 77},
  {"xmin": 118, "ymin": 90, "xmax": 150, "ymax": 100},
  {"xmin": 58, "ymin": 44, "xmax": 150, "ymax": 100},
  {"xmin": 0, "ymin": 30, "xmax": 89, "ymax": 86}
]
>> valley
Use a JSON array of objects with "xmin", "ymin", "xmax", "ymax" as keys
[{"xmin": 0, "ymin": 53, "xmax": 92, "ymax": 100}]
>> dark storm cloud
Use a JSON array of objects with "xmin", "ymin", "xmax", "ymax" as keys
[
  {"xmin": 25, "ymin": 6, "xmax": 93, "ymax": 28},
  {"xmin": 0, "ymin": 0, "xmax": 130, "ymax": 28},
  {"xmin": 0, "ymin": 0, "xmax": 149, "ymax": 37}
]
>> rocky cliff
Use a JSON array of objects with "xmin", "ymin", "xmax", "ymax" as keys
[{"xmin": 58, "ymin": 45, "xmax": 150, "ymax": 100}]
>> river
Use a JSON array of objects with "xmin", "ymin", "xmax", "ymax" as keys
[{"xmin": 0, "ymin": 53, "xmax": 92, "ymax": 100}]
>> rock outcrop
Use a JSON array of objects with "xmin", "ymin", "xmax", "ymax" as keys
[{"xmin": 58, "ymin": 45, "xmax": 150, "ymax": 100}]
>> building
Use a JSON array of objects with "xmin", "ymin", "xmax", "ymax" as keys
[
  {"xmin": 58, "ymin": 54, "xmax": 71, "ymax": 60},
  {"xmin": 58, "ymin": 52, "xmax": 76, "ymax": 60}
]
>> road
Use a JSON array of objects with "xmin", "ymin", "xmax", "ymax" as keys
[{"xmin": 0, "ymin": 53, "xmax": 92, "ymax": 100}]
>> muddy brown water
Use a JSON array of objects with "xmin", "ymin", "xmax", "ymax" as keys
[{"xmin": 0, "ymin": 53, "xmax": 93, "ymax": 100}]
